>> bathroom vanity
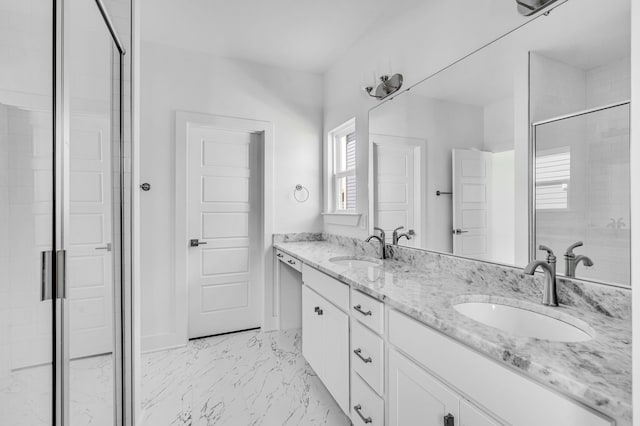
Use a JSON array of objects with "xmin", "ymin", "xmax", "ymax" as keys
[{"xmin": 273, "ymin": 238, "xmax": 631, "ymax": 425}]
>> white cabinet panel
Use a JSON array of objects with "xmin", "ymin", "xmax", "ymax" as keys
[
  {"xmin": 351, "ymin": 372, "xmax": 384, "ymax": 426},
  {"xmin": 351, "ymin": 320, "xmax": 384, "ymax": 395},
  {"xmin": 460, "ymin": 399, "xmax": 502, "ymax": 426},
  {"xmin": 301, "ymin": 284, "xmax": 350, "ymax": 414},
  {"xmin": 388, "ymin": 349, "xmax": 459, "ymax": 426},
  {"xmin": 321, "ymin": 299, "xmax": 350, "ymax": 414},
  {"xmin": 302, "ymin": 264, "xmax": 349, "ymax": 312},
  {"xmin": 302, "ymin": 285, "xmax": 323, "ymax": 375},
  {"xmin": 351, "ymin": 289, "xmax": 384, "ymax": 334}
]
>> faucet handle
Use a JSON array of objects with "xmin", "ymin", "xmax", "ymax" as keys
[
  {"xmin": 565, "ymin": 241, "xmax": 583, "ymax": 256},
  {"xmin": 373, "ymin": 227, "xmax": 386, "ymax": 240},
  {"xmin": 538, "ymin": 244, "xmax": 556, "ymax": 262}
]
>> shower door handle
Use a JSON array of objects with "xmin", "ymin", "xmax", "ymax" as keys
[{"xmin": 41, "ymin": 251, "xmax": 54, "ymax": 301}]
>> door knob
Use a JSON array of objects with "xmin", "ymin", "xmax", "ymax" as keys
[{"xmin": 190, "ymin": 239, "xmax": 207, "ymax": 247}]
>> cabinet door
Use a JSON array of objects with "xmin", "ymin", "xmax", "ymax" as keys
[
  {"xmin": 389, "ymin": 349, "xmax": 459, "ymax": 426},
  {"xmin": 321, "ymin": 299, "xmax": 350, "ymax": 414},
  {"xmin": 460, "ymin": 399, "xmax": 501, "ymax": 426},
  {"xmin": 302, "ymin": 286, "xmax": 323, "ymax": 376}
]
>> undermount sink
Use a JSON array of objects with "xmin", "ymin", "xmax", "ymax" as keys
[
  {"xmin": 453, "ymin": 298, "xmax": 595, "ymax": 342},
  {"xmin": 329, "ymin": 256, "xmax": 383, "ymax": 268}
]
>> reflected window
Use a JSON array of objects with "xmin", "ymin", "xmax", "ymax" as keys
[
  {"xmin": 536, "ymin": 147, "xmax": 570, "ymax": 210},
  {"xmin": 329, "ymin": 119, "xmax": 356, "ymax": 211}
]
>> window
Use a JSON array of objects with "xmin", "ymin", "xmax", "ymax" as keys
[
  {"xmin": 535, "ymin": 147, "xmax": 570, "ymax": 210},
  {"xmin": 328, "ymin": 119, "xmax": 357, "ymax": 212}
]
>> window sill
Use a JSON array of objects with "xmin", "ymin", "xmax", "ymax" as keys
[{"xmin": 321, "ymin": 212, "xmax": 362, "ymax": 227}]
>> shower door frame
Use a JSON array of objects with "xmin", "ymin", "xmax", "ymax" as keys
[{"xmin": 52, "ymin": 0, "xmax": 130, "ymax": 425}]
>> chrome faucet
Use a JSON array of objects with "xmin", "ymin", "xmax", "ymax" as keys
[
  {"xmin": 365, "ymin": 227, "xmax": 387, "ymax": 259},
  {"xmin": 523, "ymin": 245, "xmax": 558, "ymax": 306},
  {"xmin": 564, "ymin": 241, "xmax": 593, "ymax": 278},
  {"xmin": 392, "ymin": 226, "xmax": 416, "ymax": 245}
]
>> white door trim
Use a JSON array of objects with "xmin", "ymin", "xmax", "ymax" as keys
[{"xmin": 166, "ymin": 112, "xmax": 273, "ymax": 350}]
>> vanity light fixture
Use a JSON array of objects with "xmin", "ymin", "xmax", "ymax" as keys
[
  {"xmin": 364, "ymin": 73, "xmax": 403, "ymax": 100},
  {"xmin": 515, "ymin": 0, "xmax": 561, "ymax": 16}
]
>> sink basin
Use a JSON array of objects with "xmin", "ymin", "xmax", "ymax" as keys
[
  {"xmin": 329, "ymin": 256, "xmax": 383, "ymax": 268},
  {"xmin": 453, "ymin": 299, "xmax": 594, "ymax": 342}
]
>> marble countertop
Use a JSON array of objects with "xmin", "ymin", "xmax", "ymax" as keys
[{"xmin": 274, "ymin": 240, "xmax": 632, "ymax": 425}]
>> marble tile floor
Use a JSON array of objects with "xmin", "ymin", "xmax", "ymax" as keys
[
  {"xmin": 0, "ymin": 354, "xmax": 115, "ymax": 426},
  {"xmin": 141, "ymin": 328, "xmax": 351, "ymax": 426},
  {"xmin": 0, "ymin": 328, "xmax": 348, "ymax": 425}
]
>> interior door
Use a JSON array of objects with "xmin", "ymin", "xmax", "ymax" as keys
[
  {"xmin": 187, "ymin": 125, "xmax": 261, "ymax": 339},
  {"xmin": 372, "ymin": 135, "xmax": 423, "ymax": 246},
  {"xmin": 67, "ymin": 114, "xmax": 113, "ymax": 359},
  {"xmin": 388, "ymin": 349, "xmax": 459, "ymax": 426},
  {"xmin": 452, "ymin": 149, "xmax": 493, "ymax": 260}
]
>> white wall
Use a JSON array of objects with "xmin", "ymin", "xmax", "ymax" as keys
[
  {"xmin": 140, "ymin": 42, "xmax": 323, "ymax": 350},
  {"xmin": 491, "ymin": 150, "xmax": 515, "ymax": 265},
  {"xmin": 323, "ymin": 0, "xmax": 539, "ymax": 238}
]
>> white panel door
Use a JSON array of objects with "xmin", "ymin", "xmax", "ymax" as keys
[
  {"xmin": 188, "ymin": 126, "xmax": 260, "ymax": 339},
  {"xmin": 68, "ymin": 114, "xmax": 113, "ymax": 358},
  {"xmin": 388, "ymin": 349, "xmax": 459, "ymax": 426},
  {"xmin": 372, "ymin": 135, "xmax": 423, "ymax": 246},
  {"xmin": 301, "ymin": 286, "xmax": 323, "ymax": 375},
  {"xmin": 452, "ymin": 149, "xmax": 492, "ymax": 260}
]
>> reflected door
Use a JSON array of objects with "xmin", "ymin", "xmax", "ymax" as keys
[
  {"xmin": 452, "ymin": 149, "xmax": 493, "ymax": 259},
  {"xmin": 372, "ymin": 135, "xmax": 422, "ymax": 246}
]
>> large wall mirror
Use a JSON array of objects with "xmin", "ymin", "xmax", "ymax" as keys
[{"xmin": 368, "ymin": 0, "xmax": 630, "ymax": 287}]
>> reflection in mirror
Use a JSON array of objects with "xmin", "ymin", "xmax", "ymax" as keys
[{"xmin": 368, "ymin": 0, "xmax": 630, "ymax": 287}]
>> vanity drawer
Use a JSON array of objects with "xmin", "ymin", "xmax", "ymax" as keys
[
  {"xmin": 351, "ymin": 320, "xmax": 384, "ymax": 395},
  {"xmin": 302, "ymin": 264, "xmax": 349, "ymax": 312},
  {"xmin": 351, "ymin": 372, "xmax": 384, "ymax": 426},
  {"xmin": 351, "ymin": 289, "xmax": 384, "ymax": 334},
  {"xmin": 275, "ymin": 249, "xmax": 302, "ymax": 272}
]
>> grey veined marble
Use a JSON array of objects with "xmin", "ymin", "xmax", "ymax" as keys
[
  {"xmin": 141, "ymin": 329, "xmax": 350, "ymax": 426},
  {"xmin": 274, "ymin": 235, "xmax": 632, "ymax": 425}
]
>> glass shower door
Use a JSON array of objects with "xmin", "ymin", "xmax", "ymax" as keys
[{"xmin": 0, "ymin": 1, "xmax": 55, "ymax": 424}]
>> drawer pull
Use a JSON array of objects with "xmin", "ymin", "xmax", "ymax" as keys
[
  {"xmin": 287, "ymin": 259, "xmax": 296, "ymax": 265},
  {"xmin": 353, "ymin": 348, "xmax": 372, "ymax": 363},
  {"xmin": 354, "ymin": 304, "xmax": 372, "ymax": 316},
  {"xmin": 444, "ymin": 413, "xmax": 455, "ymax": 426},
  {"xmin": 353, "ymin": 404, "xmax": 372, "ymax": 424},
  {"xmin": 276, "ymin": 253, "xmax": 284, "ymax": 258}
]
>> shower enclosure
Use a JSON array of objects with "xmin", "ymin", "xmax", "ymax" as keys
[{"xmin": 0, "ymin": 0, "xmax": 128, "ymax": 425}]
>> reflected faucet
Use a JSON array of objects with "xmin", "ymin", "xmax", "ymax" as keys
[
  {"xmin": 365, "ymin": 227, "xmax": 387, "ymax": 259},
  {"xmin": 392, "ymin": 226, "xmax": 416, "ymax": 245},
  {"xmin": 523, "ymin": 245, "xmax": 558, "ymax": 306},
  {"xmin": 564, "ymin": 241, "xmax": 594, "ymax": 278}
]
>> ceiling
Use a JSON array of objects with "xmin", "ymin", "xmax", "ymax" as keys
[{"xmin": 141, "ymin": 0, "xmax": 424, "ymax": 73}]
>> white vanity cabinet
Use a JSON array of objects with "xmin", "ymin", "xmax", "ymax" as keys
[
  {"xmin": 388, "ymin": 309, "xmax": 614, "ymax": 426},
  {"xmin": 301, "ymin": 265, "xmax": 350, "ymax": 414}
]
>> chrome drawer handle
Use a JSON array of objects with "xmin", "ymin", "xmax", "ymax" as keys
[
  {"xmin": 276, "ymin": 253, "xmax": 284, "ymax": 258},
  {"xmin": 354, "ymin": 304, "xmax": 372, "ymax": 316},
  {"xmin": 353, "ymin": 404, "xmax": 372, "ymax": 424},
  {"xmin": 287, "ymin": 259, "xmax": 296, "ymax": 265},
  {"xmin": 353, "ymin": 348, "xmax": 372, "ymax": 363}
]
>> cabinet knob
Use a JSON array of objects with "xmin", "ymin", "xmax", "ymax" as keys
[
  {"xmin": 276, "ymin": 253, "xmax": 284, "ymax": 258},
  {"xmin": 444, "ymin": 413, "xmax": 455, "ymax": 426},
  {"xmin": 287, "ymin": 259, "xmax": 296, "ymax": 265},
  {"xmin": 314, "ymin": 306, "xmax": 323, "ymax": 315}
]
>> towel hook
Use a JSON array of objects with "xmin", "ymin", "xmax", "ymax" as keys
[{"xmin": 294, "ymin": 184, "xmax": 309, "ymax": 203}]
